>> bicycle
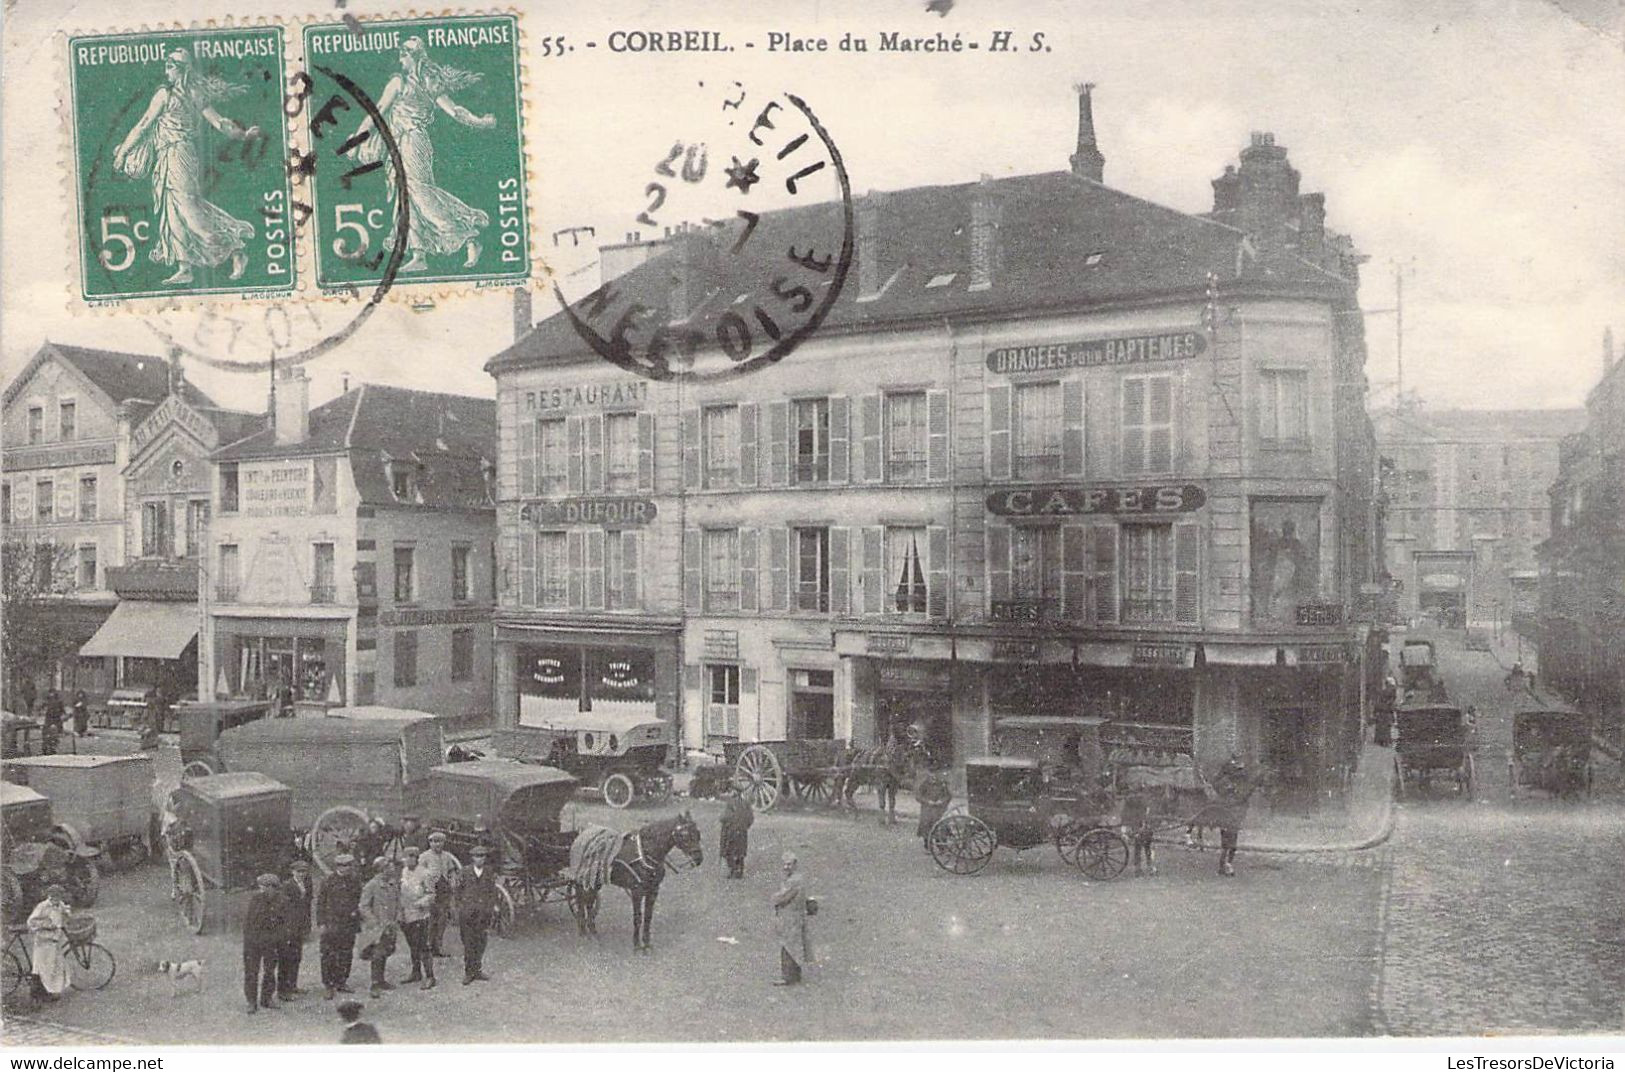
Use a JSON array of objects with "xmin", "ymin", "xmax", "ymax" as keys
[{"xmin": 3, "ymin": 921, "xmax": 116, "ymax": 997}]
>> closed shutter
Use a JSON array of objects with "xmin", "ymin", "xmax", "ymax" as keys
[
  {"xmin": 1090, "ymin": 524, "xmax": 1118, "ymax": 623},
  {"xmin": 519, "ymin": 529, "xmax": 536, "ymax": 607},
  {"xmin": 927, "ymin": 525, "xmax": 949, "ymax": 619},
  {"xmin": 740, "ymin": 529, "xmax": 759, "ymax": 612},
  {"xmin": 927, "ymin": 390, "xmax": 950, "ymax": 482},
  {"xmin": 829, "ymin": 395, "xmax": 850, "ymax": 483},
  {"xmin": 1061, "ymin": 524, "xmax": 1088, "ymax": 620},
  {"xmin": 584, "ymin": 413, "xmax": 605, "ymax": 492},
  {"xmin": 738, "ymin": 668, "xmax": 757, "ymax": 738},
  {"xmin": 830, "ymin": 527, "xmax": 850, "ymax": 615},
  {"xmin": 860, "ymin": 394, "xmax": 882, "ymax": 483},
  {"xmin": 567, "ymin": 416, "xmax": 585, "ymax": 493},
  {"xmin": 683, "ymin": 408, "xmax": 701, "ymax": 489},
  {"xmin": 586, "ymin": 529, "xmax": 605, "ymax": 610},
  {"xmin": 1062, "ymin": 379, "xmax": 1085, "ymax": 477},
  {"xmin": 1148, "ymin": 375, "xmax": 1174, "ymax": 473},
  {"xmin": 739, "ymin": 403, "xmax": 758, "ymax": 488},
  {"xmin": 567, "ymin": 530, "xmax": 586, "ymax": 608},
  {"xmin": 622, "ymin": 531, "xmax": 640, "ymax": 610},
  {"xmin": 768, "ymin": 527, "xmax": 789, "ymax": 612},
  {"xmin": 767, "ymin": 401, "xmax": 789, "ymax": 486},
  {"xmin": 518, "ymin": 417, "xmax": 537, "ymax": 496},
  {"xmin": 683, "ymin": 528, "xmax": 702, "ymax": 610},
  {"xmin": 1122, "ymin": 377, "xmax": 1146, "ymax": 474},
  {"xmin": 987, "ymin": 523, "xmax": 1012, "ymax": 603},
  {"xmin": 861, "ymin": 526, "xmax": 884, "ymax": 614},
  {"xmin": 1175, "ymin": 522, "xmax": 1200, "ymax": 624},
  {"xmin": 988, "ymin": 384, "xmax": 1012, "ymax": 480},
  {"xmin": 637, "ymin": 412, "xmax": 656, "ymax": 491}
]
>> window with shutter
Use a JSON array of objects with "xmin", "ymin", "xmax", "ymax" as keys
[
  {"xmin": 927, "ymin": 525, "xmax": 948, "ymax": 619},
  {"xmin": 683, "ymin": 408, "xmax": 701, "ymax": 489},
  {"xmin": 704, "ymin": 529, "xmax": 741, "ymax": 611},
  {"xmin": 860, "ymin": 395, "xmax": 882, "ymax": 483},
  {"xmin": 793, "ymin": 398, "xmax": 830, "ymax": 483},
  {"xmin": 740, "ymin": 529, "xmax": 760, "ymax": 612},
  {"xmin": 702, "ymin": 405, "xmax": 741, "ymax": 488},
  {"xmin": 605, "ymin": 413, "xmax": 638, "ymax": 492},
  {"xmin": 1014, "ymin": 381, "xmax": 1063, "ymax": 478},
  {"xmin": 1175, "ymin": 522, "xmax": 1200, "ymax": 623},
  {"xmin": 885, "ymin": 392, "xmax": 928, "ymax": 482},
  {"xmin": 1123, "ymin": 374, "xmax": 1175, "ymax": 475},
  {"xmin": 1258, "ymin": 368, "xmax": 1309, "ymax": 443},
  {"xmin": 586, "ymin": 529, "xmax": 606, "ymax": 609},
  {"xmin": 829, "ymin": 527, "xmax": 850, "ymax": 615},
  {"xmin": 538, "ymin": 532, "xmax": 567, "ymax": 607},
  {"xmin": 637, "ymin": 412, "xmax": 656, "ymax": 491},
  {"xmin": 1061, "ymin": 524, "xmax": 1088, "ymax": 619},
  {"xmin": 739, "ymin": 403, "xmax": 759, "ymax": 487},
  {"xmin": 1121, "ymin": 524, "xmax": 1176, "ymax": 623},
  {"xmin": 886, "ymin": 527, "xmax": 928, "ymax": 615},
  {"xmin": 566, "ymin": 531, "xmax": 585, "ymax": 608},
  {"xmin": 538, "ymin": 419, "xmax": 567, "ymax": 495},
  {"xmin": 706, "ymin": 663, "xmax": 741, "ymax": 739},
  {"xmin": 987, "ymin": 385, "xmax": 1012, "ymax": 480},
  {"xmin": 829, "ymin": 396, "xmax": 850, "ymax": 483},
  {"xmin": 861, "ymin": 526, "xmax": 884, "ymax": 614},
  {"xmin": 1062, "ymin": 379, "xmax": 1085, "ymax": 477},
  {"xmin": 1089, "ymin": 525, "xmax": 1117, "ymax": 624},
  {"xmin": 768, "ymin": 527, "xmax": 790, "ymax": 612},
  {"xmin": 794, "ymin": 527, "xmax": 830, "ymax": 612}
]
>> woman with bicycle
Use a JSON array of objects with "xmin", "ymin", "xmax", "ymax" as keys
[{"xmin": 26, "ymin": 883, "xmax": 71, "ymax": 1001}]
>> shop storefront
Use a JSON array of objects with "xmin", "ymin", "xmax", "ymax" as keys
[
  {"xmin": 212, "ymin": 617, "xmax": 348, "ymax": 706},
  {"xmin": 497, "ymin": 623, "xmax": 680, "ymax": 736}
]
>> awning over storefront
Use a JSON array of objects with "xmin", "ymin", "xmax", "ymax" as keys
[
  {"xmin": 79, "ymin": 601, "xmax": 198, "ymax": 660},
  {"xmin": 1201, "ymin": 643, "xmax": 1280, "ymax": 666}
]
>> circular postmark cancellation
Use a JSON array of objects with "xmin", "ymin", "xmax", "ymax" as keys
[
  {"xmin": 559, "ymin": 87, "xmax": 853, "ymax": 383},
  {"xmin": 138, "ymin": 56, "xmax": 412, "ymax": 374}
]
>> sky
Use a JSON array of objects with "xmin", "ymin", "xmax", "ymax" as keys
[{"xmin": 3, "ymin": 0, "xmax": 1622, "ymax": 415}]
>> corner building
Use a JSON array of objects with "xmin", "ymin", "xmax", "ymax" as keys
[{"xmin": 488, "ymin": 92, "xmax": 1381, "ymax": 798}]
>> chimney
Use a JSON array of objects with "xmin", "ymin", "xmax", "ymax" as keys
[
  {"xmin": 1236, "ymin": 132, "xmax": 1300, "ymax": 238},
  {"xmin": 857, "ymin": 191, "xmax": 885, "ymax": 299},
  {"xmin": 341, "ymin": 371, "xmax": 351, "ymax": 394},
  {"xmin": 969, "ymin": 174, "xmax": 1000, "ymax": 291},
  {"xmin": 1068, "ymin": 82, "xmax": 1105, "ymax": 183},
  {"xmin": 274, "ymin": 366, "xmax": 310, "ymax": 446},
  {"xmin": 512, "ymin": 287, "xmax": 533, "ymax": 343},
  {"xmin": 1297, "ymin": 192, "xmax": 1326, "ymax": 258},
  {"xmin": 1211, "ymin": 165, "xmax": 1241, "ymax": 223}
]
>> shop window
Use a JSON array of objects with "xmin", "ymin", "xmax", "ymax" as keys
[
  {"xmin": 393, "ymin": 545, "xmax": 415, "ymax": 603},
  {"xmin": 451, "ymin": 628, "xmax": 473, "ymax": 681},
  {"xmin": 1257, "ymin": 368, "xmax": 1309, "ymax": 444},
  {"xmin": 703, "ymin": 405, "xmax": 740, "ymax": 488},
  {"xmin": 58, "ymin": 402, "xmax": 75, "ymax": 441},
  {"xmin": 705, "ymin": 528, "xmax": 740, "ymax": 611},
  {"xmin": 794, "ymin": 527, "xmax": 830, "ymax": 612},
  {"xmin": 707, "ymin": 663, "xmax": 740, "ymax": 738},
  {"xmin": 452, "ymin": 544, "xmax": 471, "ymax": 602},
  {"xmin": 220, "ymin": 463, "xmax": 240, "ymax": 514},
  {"xmin": 885, "ymin": 392, "xmax": 928, "ymax": 482},
  {"xmin": 36, "ymin": 480, "xmax": 54, "ymax": 522},
  {"xmin": 394, "ymin": 630, "xmax": 418, "ymax": 687},
  {"xmin": 77, "ymin": 544, "xmax": 97, "ymax": 590},
  {"xmin": 28, "ymin": 406, "xmax": 42, "ymax": 444},
  {"xmin": 887, "ymin": 527, "xmax": 927, "ymax": 614},
  {"xmin": 538, "ymin": 532, "xmax": 568, "ymax": 607},
  {"xmin": 793, "ymin": 398, "xmax": 830, "ymax": 484},
  {"xmin": 141, "ymin": 500, "xmax": 168, "ymax": 556},
  {"xmin": 312, "ymin": 543, "xmax": 336, "ymax": 603},
  {"xmin": 1013, "ymin": 381, "xmax": 1063, "ymax": 479},
  {"xmin": 1122, "ymin": 374, "xmax": 1174, "ymax": 474},
  {"xmin": 605, "ymin": 413, "xmax": 639, "ymax": 492},
  {"xmin": 78, "ymin": 476, "xmax": 97, "ymax": 521},
  {"xmin": 217, "ymin": 544, "xmax": 240, "ymax": 601}
]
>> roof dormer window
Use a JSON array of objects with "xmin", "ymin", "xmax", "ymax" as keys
[{"xmin": 389, "ymin": 459, "xmax": 421, "ymax": 503}]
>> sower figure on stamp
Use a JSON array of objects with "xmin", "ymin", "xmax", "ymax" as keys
[
  {"xmin": 110, "ymin": 48, "xmax": 261, "ymax": 285},
  {"xmin": 720, "ymin": 784, "xmax": 754, "ymax": 879},
  {"xmin": 350, "ymin": 37, "xmax": 496, "ymax": 273},
  {"xmin": 242, "ymin": 873, "xmax": 290, "ymax": 1014},
  {"xmin": 316, "ymin": 853, "xmax": 363, "ymax": 999}
]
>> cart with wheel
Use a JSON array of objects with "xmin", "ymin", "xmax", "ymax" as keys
[
  {"xmin": 722, "ymin": 738, "xmax": 860, "ymax": 811},
  {"xmin": 1393, "ymin": 703, "xmax": 1475, "ymax": 799},
  {"xmin": 175, "ymin": 698, "xmax": 275, "ymax": 778},
  {"xmin": 493, "ymin": 713, "xmax": 672, "ymax": 809},
  {"xmin": 162, "ymin": 772, "xmax": 294, "ymax": 934},
  {"xmin": 927, "ymin": 757, "xmax": 1129, "ymax": 880},
  {"xmin": 1509, "ymin": 707, "xmax": 1594, "ymax": 800},
  {"xmin": 2, "ymin": 753, "xmax": 156, "ymax": 872}
]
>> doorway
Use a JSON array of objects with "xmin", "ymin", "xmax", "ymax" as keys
[{"xmin": 789, "ymin": 668, "xmax": 834, "ymax": 739}]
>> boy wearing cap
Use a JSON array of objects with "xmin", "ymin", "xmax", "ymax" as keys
[
  {"xmin": 453, "ymin": 844, "xmax": 498, "ymax": 984},
  {"xmin": 317, "ymin": 854, "xmax": 364, "ymax": 999},
  {"xmin": 243, "ymin": 873, "xmax": 291, "ymax": 1013}
]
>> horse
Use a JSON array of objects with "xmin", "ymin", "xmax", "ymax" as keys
[
  {"xmin": 833, "ymin": 739, "xmax": 928, "ymax": 812},
  {"xmin": 568, "ymin": 811, "xmax": 703, "ymax": 953}
]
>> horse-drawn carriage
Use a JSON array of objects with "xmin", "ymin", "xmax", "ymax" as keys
[
  {"xmin": 723, "ymin": 737, "xmax": 919, "ymax": 812},
  {"xmin": 1398, "ymin": 639, "xmax": 1442, "ymax": 695},
  {"xmin": 175, "ymin": 698, "xmax": 276, "ymax": 778},
  {"xmin": 164, "ymin": 772, "xmax": 296, "ymax": 933},
  {"xmin": 1393, "ymin": 703, "xmax": 1475, "ymax": 798},
  {"xmin": 2, "ymin": 753, "xmax": 156, "ymax": 872},
  {"xmin": 493, "ymin": 713, "xmax": 672, "ymax": 809},
  {"xmin": 1508, "ymin": 707, "xmax": 1594, "ymax": 800},
  {"xmin": 2, "ymin": 782, "xmax": 102, "ymax": 915}
]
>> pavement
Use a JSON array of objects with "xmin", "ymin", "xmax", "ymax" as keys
[{"xmin": 1, "ymin": 1015, "xmax": 138, "ymax": 1046}]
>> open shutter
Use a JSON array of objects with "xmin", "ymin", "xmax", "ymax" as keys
[
  {"xmin": 1062, "ymin": 379, "xmax": 1085, "ymax": 477},
  {"xmin": 1175, "ymin": 522, "xmax": 1200, "ymax": 624},
  {"xmin": 768, "ymin": 527, "xmax": 789, "ymax": 612},
  {"xmin": 622, "ymin": 531, "xmax": 640, "ymax": 610},
  {"xmin": 1061, "ymin": 524, "xmax": 1088, "ymax": 620},
  {"xmin": 584, "ymin": 413, "xmax": 605, "ymax": 492},
  {"xmin": 988, "ymin": 384, "xmax": 1012, "ymax": 480},
  {"xmin": 1090, "ymin": 524, "xmax": 1118, "ymax": 624},
  {"xmin": 683, "ymin": 528, "xmax": 702, "ymax": 610},
  {"xmin": 518, "ymin": 417, "xmax": 537, "ymax": 497},
  {"xmin": 566, "ymin": 416, "xmax": 585, "ymax": 493},
  {"xmin": 1122, "ymin": 378, "xmax": 1147, "ymax": 475},
  {"xmin": 637, "ymin": 412, "xmax": 656, "ymax": 491},
  {"xmin": 586, "ymin": 529, "xmax": 605, "ymax": 610},
  {"xmin": 767, "ymin": 401, "xmax": 789, "ymax": 486},
  {"xmin": 927, "ymin": 389, "xmax": 950, "ymax": 483},
  {"xmin": 519, "ymin": 529, "xmax": 536, "ymax": 607},
  {"xmin": 861, "ymin": 526, "xmax": 884, "ymax": 614},
  {"xmin": 987, "ymin": 523, "xmax": 1011, "ymax": 604},
  {"xmin": 927, "ymin": 525, "xmax": 949, "ymax": 619},
  {"xmin": 740, "ymin": 529, "xmax": 759, "ymax": 612},
  {"xmin": 830, "ymin": 527, "xmax": 850, "ymax": 615},
  {"xmin": 566, "ymin": 530, "xmax": 586, "ymax": 608},
  {"xmin": 1148, "ymin": 375, "xmax": 1174, "ymax": 473},
  {"xmin": 860, "ymin": 394, "xmax": 882, "ymax": 483},
  {"xmin": 739, "ymin": 668, "xmax": 757, "ymax": 738},
  {"xmin": 683, "ymin": 408, "xmax": 701, "ymax": 489},
  {"xmin": 829, "ymin": 395, "xmax": 850, "ymax": 484},
  {"xmin": 739, "ymin": 403, "xmax": 758, "ymax": 488}
]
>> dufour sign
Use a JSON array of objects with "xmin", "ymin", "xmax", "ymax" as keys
[
  {"xmin": 987, "ymin": 331, "xmax": 1206, "ymax": 375},
  {"xmin": 521, "ymin": 498, "xmax": 657, "ymax": 526},
  {"xmin": 986, "ymin": 484, "xmax": 1206, "ymax": 517}
]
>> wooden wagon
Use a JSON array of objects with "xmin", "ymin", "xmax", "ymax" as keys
[
  {"xmin": 724, "ymin": 738, "xmax": 859, "ymax": 811},
  {"xmin": 174, "ymin": 698, "xmax": 276, "ymax": 778},
  {"xmin": 1393, "ymin": 703, "xmax": 1474, "ymax": 798},
  {"xmin": 163, "ymin": 772, "xmax": 295, "ymax": 934},
  {"xmin": 2, "ymin": 753, "xmax": 156, "ymax": 871}
]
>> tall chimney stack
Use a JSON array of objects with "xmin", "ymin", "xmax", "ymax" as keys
[
  {"xmin": 274, "ymin": 367, "xmax": 310, "ymax": 446},
  {"xmin": 1069, "ymin": 82, "xmax": 1105, "ymax": 183}
]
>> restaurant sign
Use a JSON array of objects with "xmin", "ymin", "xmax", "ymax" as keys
[
  {"xmin": 987, "ymin": 331, "xmax": 1206, "ymax": 376},
  {"xmin": 987, "ymin": 484, "xmax": 1205, "ymax": 517},
  {"xmin": 521, "ymin": 498, "xmax": 656, "ymax": 527}
]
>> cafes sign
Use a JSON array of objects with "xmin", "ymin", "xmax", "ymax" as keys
[
  {"xmin": 521, "ymin": 498, "xmax": 657, "ymax": 527},
  {"xmin": 1132, "ymin": 643, "xmax": 1191, "ymax": 666},
  {"xmin": 987, "ymin": 331, "xmax": 1206, "ymax": 376},
  {"xmin": 987, "ymin": 484, "xmax": 1205, "ymax": 517}
]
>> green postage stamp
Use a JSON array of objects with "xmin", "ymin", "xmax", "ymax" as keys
[
  {"xmin": 302, "ymin": 14, "xmax": 530, "ymax": 292},
  {"xmin": 67, "ymin": 27, "xmax": 295, "ymax": 302}
]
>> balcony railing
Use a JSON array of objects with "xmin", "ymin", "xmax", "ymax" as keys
[{"xmin": 310, "ymin": 583, "xmax": 336, "ymax": 604}]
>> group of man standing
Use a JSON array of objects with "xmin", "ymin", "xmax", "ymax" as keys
[{"xmin": 241, "ymin": 821, "xmax": 505, "ymax": 1014}]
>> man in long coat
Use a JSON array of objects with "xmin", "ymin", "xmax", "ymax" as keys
[
  {"xmin": 719, "ymin": 786, "xmax": 754, "ymax": 879},
  {"xmin": 243, "ymin": 873, "xmax": 291, "ymax": 1013},
  {"xmin": 770, "ymin": 851, "xmax": 810, "ymax": 986},
  {"xmin": 453, "ymin": 844, "xmax": 499, "ymax": 984},
  {"xmin": 316, "ymin": 854, "xmax": 363, "ymax": 999},
  {"xmin": 357, "ymin": 857, "xmax": 401, "ymax": 998},
  {"xmin": 277, "ymin": 858, "xmax": 314, "ymax": 999}
]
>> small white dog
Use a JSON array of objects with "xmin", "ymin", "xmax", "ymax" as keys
[{"xmin": 155, "ymin": 958, "xmax": 205, "ymax": 996}]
